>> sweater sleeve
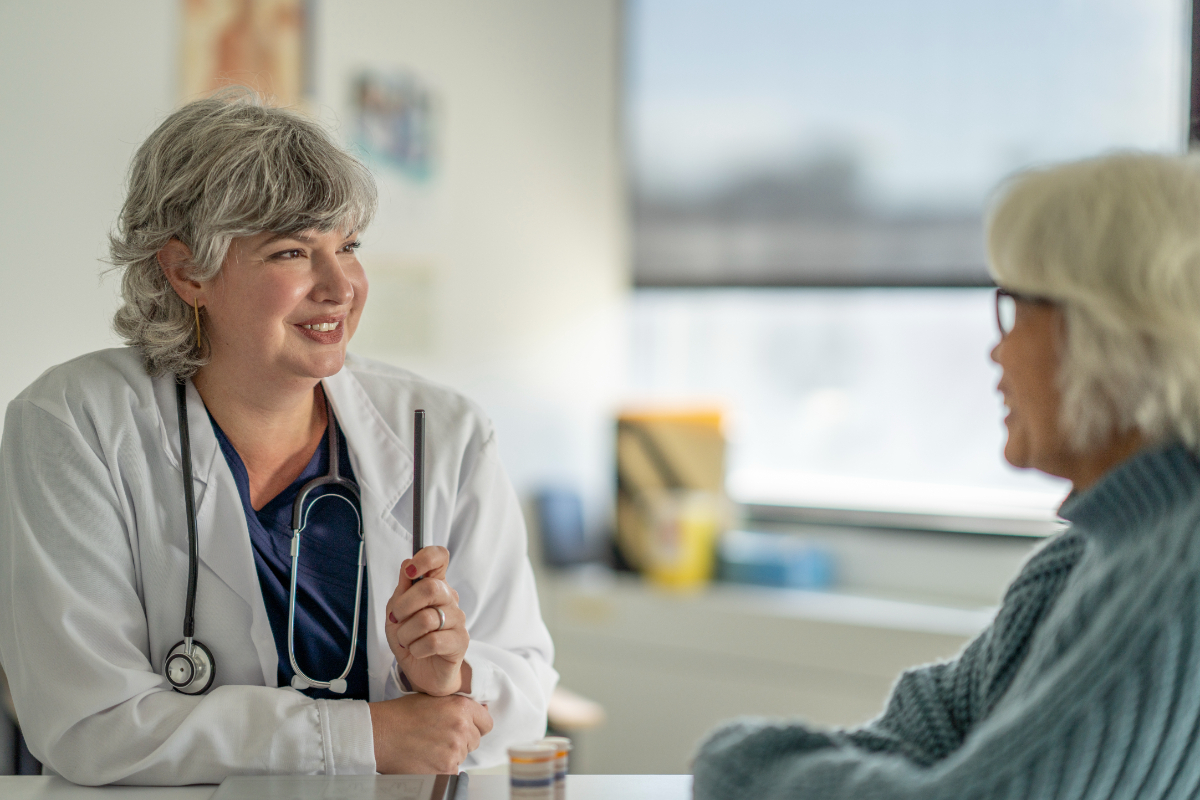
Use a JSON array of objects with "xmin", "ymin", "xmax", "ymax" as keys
[
  {"xmin": 844, "ymin": 532, "xmax": 1087, "ymax": 765},
  {"xmin": 842, "ymin": 639, "xmax": 988, "ymax": 764},
  {"xmin": 690, "ymin": 530, "xmax": 1182, "ymax": 800}
]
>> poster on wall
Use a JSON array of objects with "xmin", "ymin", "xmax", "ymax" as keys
[{"xmin": 180, "ymin": 0, "xmax": 309, "ymax": 105}]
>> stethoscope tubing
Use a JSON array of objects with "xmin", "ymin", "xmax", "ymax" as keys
[
  {"xmin": 175, "ymin": 378, "xmax": 201, "ymax": 654},
  {"xmin": 284, "ymin": 402, "xmax": 366, "ymax": 693},
  {"xmin": 171, "ymin": 378, "xmax": 366, "ymax": 695},
  {"xmin": 286, "ymin": 493, "xmax": 366, "ymax": 691}
]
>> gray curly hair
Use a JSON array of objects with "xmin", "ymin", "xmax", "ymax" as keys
[
  {"xmin": 109, "ymin": 88, "xmax": 377, "ymax": 378},
  {"xmin": 987, "ymin": 151, "xmax": 1200, "ymax": 452}
]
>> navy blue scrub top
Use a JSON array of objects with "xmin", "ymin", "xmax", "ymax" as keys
[{"xmin": 210, "ymin": 413, "xmax": 370, "ymax": 701}]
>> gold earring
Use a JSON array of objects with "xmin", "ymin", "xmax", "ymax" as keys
[{"xmin": 193, "ymin": 299, "xmax": 202, "ymax": 349}]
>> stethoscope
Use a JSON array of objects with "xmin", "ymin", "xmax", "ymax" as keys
[{"xmin": 163, "ymin": 377, "xmax": 366, "ymax": 696}]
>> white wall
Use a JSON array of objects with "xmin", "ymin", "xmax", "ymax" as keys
[
  {"xmin": 313, "ymin": 0, "xmax": 628, "ymax": 528},
  {"xmin": 0, "ymin": 1, "xmax": 177, "ymax": 410},
  {"xmin": 0, "ymin": 0, "xmax": 627, "ymax": 527}
]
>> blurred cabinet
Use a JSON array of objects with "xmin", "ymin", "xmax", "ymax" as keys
[{"xmin": 544, "ymin": 572, "xmax": 992, "ymax": 774}]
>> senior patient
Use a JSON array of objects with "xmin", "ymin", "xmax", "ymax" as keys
[
  {"xmin": 693, "ymin": 152, "xmax": 1200, "ymax": 799},
  {"xmin": 0, "ymin": 91, "xmax": 556, "ymax": 784}
]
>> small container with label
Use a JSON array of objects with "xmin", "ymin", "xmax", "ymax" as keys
[
  {"xmin": 539, "ymin": 736, "xmax": 572, "ymax": 799},
  {"xmin": 509, "ymin": 742, "xmax": 557, "ymax": 800}
]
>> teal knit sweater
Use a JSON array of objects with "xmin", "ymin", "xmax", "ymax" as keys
[{"xmin": 693, "ymin": 443, "xmax": 1200, "ymax": 800}]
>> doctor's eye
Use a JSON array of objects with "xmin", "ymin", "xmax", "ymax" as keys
[
  {"xmin": 269, "ymin": 248, "xmax": 306, "ymax": 261},
  {"xmin": 340, "ymin": 240, "xmax": 362, "ymax": 253}
]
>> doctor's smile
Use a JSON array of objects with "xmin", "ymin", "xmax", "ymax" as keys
[{"xmin": 296, "ymin": 315, "xmax": 347, "ymax": 344}]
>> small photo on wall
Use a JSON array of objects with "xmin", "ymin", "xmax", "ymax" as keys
[{"xmin": 351, "ymin": 69, "xmax": 438, "ymax": 184}]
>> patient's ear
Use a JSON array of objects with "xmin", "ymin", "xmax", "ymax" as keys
[{"xmin": 158, "ymin": 238, "xmax": 202, "ymax": 304}]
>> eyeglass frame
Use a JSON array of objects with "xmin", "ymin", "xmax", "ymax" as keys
[{"xmin": 994, "ymin": 288, "xmax": 1057, "ymax": 338}]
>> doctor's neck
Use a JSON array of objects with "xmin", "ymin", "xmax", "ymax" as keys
[{"xmin": 190, "ymin": 366, "xmax": 329, "ymax": 511}]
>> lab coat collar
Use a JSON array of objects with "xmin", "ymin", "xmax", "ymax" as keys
[
  {"xmin": 322, "ymin": 369, "xmax": 414, "ymax": 517},
  {"xmin": 322, "ymin": 368, "xmax": 416, "ymax": 701}
]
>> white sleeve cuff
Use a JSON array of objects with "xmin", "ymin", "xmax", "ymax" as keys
[
  {"xmin": 388, "ymin": 662, "xmax": 419, "ymax": 697},
  {"xmin": 462, "ymin": 645, "xmax": 500, "ymax": 704},
  {"xmin": 316, "ymin": 698, "xmax": 376, "ymax": 775}
]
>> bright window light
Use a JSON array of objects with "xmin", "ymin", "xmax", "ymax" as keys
[
  {"xmin": 629, "ymin": 289, "xmax": 1070, "ymax": 523},
  {"xmin": 625, "ymin": 1, "xmax": 1188, "ymax": 524},
  {"xmin": 627, "ymin": 0, "xmax": 1188, "ymax": 285}
]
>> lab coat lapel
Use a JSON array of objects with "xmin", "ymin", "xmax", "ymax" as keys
[
  {"xmin": 322, "ymin": 369, "xmax": 414, "ymax": 701},
  {"xmin": 154, "ymin": 375, "xmax": 280, "ymax": 686}
]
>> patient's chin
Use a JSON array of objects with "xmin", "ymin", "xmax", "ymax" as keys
[{"xmin": 1002, "ymin": 420, "xmax": 1031, "ymax": 470}]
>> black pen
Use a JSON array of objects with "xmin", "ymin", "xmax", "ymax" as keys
[{"xmin": 412, "ymin": 409, "xmax": 425, "ymax": 581}]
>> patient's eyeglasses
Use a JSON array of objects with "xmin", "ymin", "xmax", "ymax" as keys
[{"xmin": 995, "ymin": 288, "xmax": 1056, "ymax": 338}]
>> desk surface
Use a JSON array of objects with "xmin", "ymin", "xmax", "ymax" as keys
[{"xmin": 0, "ymin": 774, "xmax": 693, "ymax": 799}]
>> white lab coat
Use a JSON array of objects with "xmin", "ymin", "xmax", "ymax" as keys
[{"xmin": 0, "ymin": 348, "xmax": 557, "ymax": 785}]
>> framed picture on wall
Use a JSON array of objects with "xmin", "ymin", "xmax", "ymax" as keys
[{"xmin": 180, "ymin": 0, "xmax": 309, "ymax": 106}]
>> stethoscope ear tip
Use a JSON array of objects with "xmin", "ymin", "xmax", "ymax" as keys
[{"xmin": 290, "ymin": 674, "xmax": 348, "ymax": 694}]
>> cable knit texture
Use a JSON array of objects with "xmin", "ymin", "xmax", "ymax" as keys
[{"xmin": 693, "ymin": 443, "xmax": 1200, "ymax": 800}]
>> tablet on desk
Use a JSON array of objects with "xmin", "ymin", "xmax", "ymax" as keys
[{"xmin": 211, "ymin": 773, "xmax": 462, "ymax": 800}]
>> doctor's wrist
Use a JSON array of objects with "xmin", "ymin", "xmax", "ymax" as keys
[
  {"xmin": 400, "ymin": 660, "xmax": 472, "ymax": 696},
  {"xmin": 457, "ymin": 661, "xmax": 472, "ymax": 695}
]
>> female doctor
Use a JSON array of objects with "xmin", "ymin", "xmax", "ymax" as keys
[{"xmin": 0, "ymin": 91, "xmax": 556, "ymax": 784}]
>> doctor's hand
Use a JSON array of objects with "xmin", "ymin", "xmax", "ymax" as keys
[
  {"xmin": 385, "ymin": 546, "xmax": 472, "ymax": 696},
  {"xmin": 369, "ymin": 694, "xmax": 493, "ymax": 774}
]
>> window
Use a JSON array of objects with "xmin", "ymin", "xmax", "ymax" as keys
[
  {"xmin": 625, "ymin": 0, "xmax": 1191, "ymax": 528},
  {"xmin": 627, "ymin": 0, "xmax": 1188, "ymax": 286}
]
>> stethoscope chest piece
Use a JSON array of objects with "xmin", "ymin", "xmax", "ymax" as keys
[{"xmin": 164, "ymin": 638, "xmax": 216, "ymax": 695}]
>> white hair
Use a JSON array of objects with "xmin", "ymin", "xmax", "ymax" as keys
[
  {"xmin": 108, "ymin": 88, "xmax": 377, "ymax": 378},
  {"xmin": 987, "ymin": 151, "xmax": 1200, "ymax": 451}
]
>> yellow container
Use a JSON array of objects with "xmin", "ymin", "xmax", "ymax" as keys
[
  {"xmin": 644, "ymin": 489, "xmax": 720, "ymax": 588},
  {"xmin": 615, "ymin": 407, "xmax": 726, "ymax": 588}
]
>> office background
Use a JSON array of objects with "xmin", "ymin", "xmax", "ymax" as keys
[{"xmin": 0, "ymin": 0, "xmax": 1191, "ymax": 775}]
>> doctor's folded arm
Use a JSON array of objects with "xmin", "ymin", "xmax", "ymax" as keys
[{"xmin": 0, "ymin": 89, "xmax": 557, "ymax": 785}]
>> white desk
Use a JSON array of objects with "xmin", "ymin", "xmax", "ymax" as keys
[
  {"xmin": 0, "ymin": 777, "xmax": 216, "ymax": 799},
  {"xmin": 0, "ymin": 774, "xmax": 692, "ymax": 799}
]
